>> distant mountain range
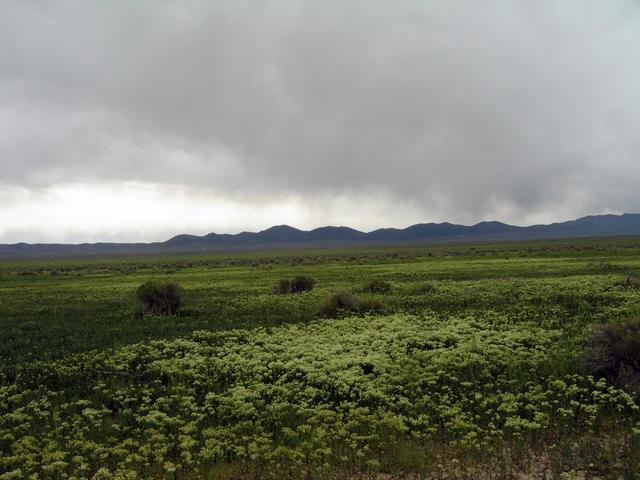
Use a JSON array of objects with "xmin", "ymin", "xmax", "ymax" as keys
[{"xmin": 2, "ymin": 213, "xmax": 640, "ymax": 259}]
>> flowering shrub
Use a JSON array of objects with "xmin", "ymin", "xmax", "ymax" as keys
[{"xmin": 1, "ymin": 314, "xmax": 639, "ymax": 478}]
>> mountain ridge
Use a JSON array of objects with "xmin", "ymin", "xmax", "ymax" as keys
[{"xmin": 2, "ymin": 213, "xmax": 640, "ymax": 259}]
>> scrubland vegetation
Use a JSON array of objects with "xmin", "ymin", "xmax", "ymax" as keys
[{"xmin": 1, "ymin": 238, "xmax": 640, "ymax": 478}]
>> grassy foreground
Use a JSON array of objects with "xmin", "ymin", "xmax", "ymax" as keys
[{"xmin": 1, "ymin": 238, "xmax": 640, "ymax": 478}]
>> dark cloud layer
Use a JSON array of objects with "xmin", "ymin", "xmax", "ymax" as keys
[{"xmin": 1, "ymin": 0, "xmax": 640, "ymax": 239}]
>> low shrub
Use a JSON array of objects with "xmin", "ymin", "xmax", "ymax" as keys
[
  {"xmin": 583, "ymin": 318, "xmax": 640, "ymax": 394},
  {"xmin": 364, "ymin": 279, "xmax": 392, "ymax": 293},
  {"xmin": 291, "ymin": 275, "xmax": 316, "ymax": 293},
  {"xmin": 272, "ymin": 276, "xmax": 316, "ymax": 294},
  {"xmin": 357, "ymin": 296, "xmax": 385, "ymax": 314},
  {"xmin": 318, "ymin": 290, "xmax": 358, "ymax": 317},
  {"xmin": 137, "ymin": 280, "xmax": 182, "ymax": 316},
  {"xmin": 318, "ymin": 291, "xmax": 384, "ymax": 318}
]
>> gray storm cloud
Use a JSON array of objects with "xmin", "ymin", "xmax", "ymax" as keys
[{"xmin": 1, "ymin": 0, "xmax": 640, "ymax": 237}]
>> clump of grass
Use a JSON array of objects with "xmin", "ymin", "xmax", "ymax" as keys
[
  {"xmin": 583, "ymin": 318, "xmax": 640, "ymax": 394},
  {"xmin": 272, "ymin": 278, "xmax": 292, "ymax": 294},
  {"xmin": 318, "ymin": 290, "xmax": 384, "ymax": 318},
  {"xmin": 319, "ymin": 290, "xmax": 357, "ymax": 317},
  {"xmin": 615, "ymin": 275, "xmax": 640, "ymax": 289},
  {"xmin": 412, "ymin": 282, "xmax": 436, "ymax": 294},
  {"xmin": 272, "ymin": 275, "xmax": 316, "ymax": 294},
  {"xmin": 137, "ymin": 280, "xmax": 182, "ymax": 316},
  {"xmin": 356, "ymin": 296, "xmax": 385, "ymax": 314},
  {"xmin": 363, "ymin": 279, "xmax": 392, "ymax": 293}
]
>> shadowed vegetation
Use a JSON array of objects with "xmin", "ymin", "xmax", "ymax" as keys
[
  {"xmin": 584, "ymin": 318, "xmax": 640, "ymax": 394},
  {"xmin": 272, "ymin": 275, "xmax": 316, "ymax": 294},
  {"xmin": 136, "ymin": 280, "xmax": 182, "ymax": 316}
]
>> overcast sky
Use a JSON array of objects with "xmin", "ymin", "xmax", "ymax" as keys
[{"xmin": 1, "ymin": 1, "xmax": 639, "ymax": 243}]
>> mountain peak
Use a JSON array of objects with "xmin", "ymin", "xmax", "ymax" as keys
[{"xmin": 260, "ymin": 225, "xmax": 302, "ymax": 233}]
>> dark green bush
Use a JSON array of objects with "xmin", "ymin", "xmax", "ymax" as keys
[
  {"xmin": 583, "ymin": 318, "xmax": 640, "ymax": 394},
  {"xmin": 364, "ymin": 279, "xmax": 392, "ymax": 293},
  {"xmin": 273, "ymin": 276, "xmax": 315, "ymax": 294},
  {"xmin": 137, "ymin": 280, "xmax": 182, "ymax": 316},
  {"xmin": 290, "ymin": 275, "xmax": 316, "ymax": 293}
]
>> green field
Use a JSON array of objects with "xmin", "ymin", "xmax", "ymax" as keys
[{"xmin": 1, "ymin": 238, "xmax": 640, "ymax": 479}]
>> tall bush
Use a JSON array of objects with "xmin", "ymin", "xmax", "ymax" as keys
[
  {"xmin": 137, "ymin": 280, "xmax": 182, "ymax": 316},
  {"xmin": 583, "ymin": 318, "xmax": 640, "ymax": 394}
]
